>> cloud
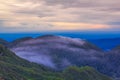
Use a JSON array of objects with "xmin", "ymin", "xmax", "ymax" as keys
[
  {"xmin": 0, "ymin": 0, "xmax": 120, "ymax": 32},
  {"xmin": 51, "ymin": 22, "xmax": 109, "ymax": 30},
  {"xmin": 108, "ymin": 22, "xmax": 120, "ymax": 25},
  {"xmin": 44, "ymin": 0, "xmax": 120, "ymax": 10}
]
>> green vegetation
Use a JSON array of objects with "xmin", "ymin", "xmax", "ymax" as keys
[{"xmin": 0, "ymin": 44, "xmax": 112, "ymax": 80}]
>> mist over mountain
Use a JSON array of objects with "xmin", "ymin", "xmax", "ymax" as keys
[
  {"xmin": 9, "ymin": 35, "xmax": 103, "ymax": 69},
  {"xmin": 1, "ymin": 35, "xmax": 110, "ymax": 77},
  {"xmin": 0, "ymin": 44, "xmax": 112, "ymax": 80}
]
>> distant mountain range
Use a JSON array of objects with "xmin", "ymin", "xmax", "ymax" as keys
[
  {"xmin": 0, "ymin": 35, "xmax": 120, "ymax": 79},
  {"xmin": 0, "ymin": 44, "xmax": 112, "ymax": 80},
  {"xmin": 89, "ymin": 38, "xmax": 120, "ymax": 50},
  {"xmin": 1, "ymin": 33, "xmax": 120, "ymax": 50}
]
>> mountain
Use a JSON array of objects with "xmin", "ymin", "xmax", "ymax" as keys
[
  {"xmin": 9, "ymin": 35, "xmax": 113, "ymax": 77},
  {"xmin": 8, "ymin": 37, "xmax": 33, "ymax": 47},
  {"xmin": 0, "ymin": 44, "xmax": 112, "ymax": 80},
  {"xmin": 104, "ymin": 46, "xmax": 120, "ymax": 78},
  {"xmin": 0, "ymin": 44, "xmax": 49, "ymax": 80},
  {"xmin": 3, "ymin": 35, "xmax": 120, "ymax": 79},
  {"xmin": 0, "ymin": 38, "xmax": 9, "ymax": 46},
  {"xmin": 89, "ymin": 38, "xmax": 120, "ymax": 50},
  {"xmin": 9, "ymin": 35, "xmax": 103, "ymax": 70}
]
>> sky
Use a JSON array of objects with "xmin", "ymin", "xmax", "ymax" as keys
[{"xmin": 0, "ymin": 0, "xmax": 120, "ymax": 33}]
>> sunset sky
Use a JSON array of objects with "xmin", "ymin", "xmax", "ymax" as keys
[{"xmin": 0, "ymin": 0, "xmax": 120, "ymax": 33}]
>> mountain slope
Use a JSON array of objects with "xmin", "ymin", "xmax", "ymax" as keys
[
  {"xmin": 104, "ymin": 46, "xmax": 120, "ymax": 78},
  {"xmin": 0, "ymin": 44, "xmax": 50, "ymax": 80},
  {"xmin": 63, "ymin": 66, "xmax": 112, "ymax": 80},
  {"xmin": 0, "ymin": 44, "xmax": 112, "ymax": 80},
  {"xmin": 0, "ymin": 38, "xmax": 9, "ymax": 46}
]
